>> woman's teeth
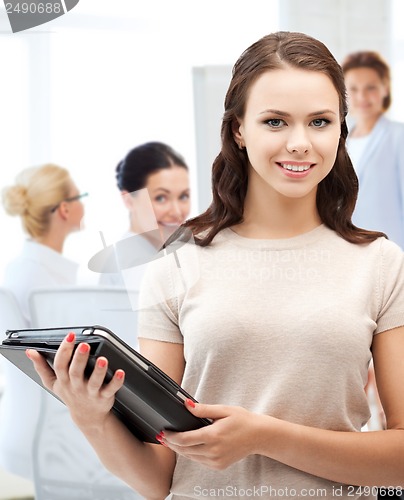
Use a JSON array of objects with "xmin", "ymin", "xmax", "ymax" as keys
[{"xmin": 281, "ymin": 163, "xmax": 311, "ymax": 172}]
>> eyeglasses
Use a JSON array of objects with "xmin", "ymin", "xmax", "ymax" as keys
[{"xmin": 50, "ymin": 192, "xmax": 89, "ymax": 213}]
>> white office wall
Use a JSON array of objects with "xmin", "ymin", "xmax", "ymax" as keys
[
  {"xmin": 391, "ymin": 0, "xmax": 404, "ymax": 120},
  {"xmin": 279, "ymin": 0, "xmax": 392, "ymax": 61},
  {"xmin": 193, "ymin": 65, "xmax": 232, "ymax": 212}
]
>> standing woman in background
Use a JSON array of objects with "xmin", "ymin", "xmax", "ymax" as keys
[
  {"xmin": 343, "ymin": 51, "xmax": 404, "ymax": 500},
  {"xmin": 1, "ymin": 164, "xmax": 85, "ymax": 324},
  {"xmin": 99, "ymin": 141, "xmax": 191, "ymax": 287},
  {"xmin": 342, "ymin": 51, "xmax": 404, "ymax": 249},
  {"xmin": 0, "ymin": 163, "xmax": 84, "ymax": 482}
]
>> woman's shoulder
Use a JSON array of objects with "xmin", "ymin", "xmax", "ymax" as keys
[
  {"xmin": 144, "ymin": 228, "xmax": 204, "ymax": 277},
  {"xmin": 345, "ymin": 233, "xmax": 402, "ymax": 254},
  {"xmin": 376, "ymin": 236, "xmax": 404, "ymax": 262},
  {"xmin": 4, "ymin": 240, "xmax": 78, "ymax": 286},
  {"xmin": 379, "ymin": 115, "xmax": 404, "ymax": 136},
  {"xmin": 353, "ymin": 236, "xmax": 404, "ymax": 275},
  {"xmin": 325, "ymin": 230, "xmax": 402, "ymax": 263}
]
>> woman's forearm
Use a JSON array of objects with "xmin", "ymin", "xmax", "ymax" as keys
[
  {"xmin": 256, "ymin": 415, "xmax": 404, "ymax": 487},
  {"xmin": 28, "ymin": 340, "xmax": 176, "ymax": 498},
  {"xmin": 75, "ymin": 411, "xmax": 175, "ymax": 499}
]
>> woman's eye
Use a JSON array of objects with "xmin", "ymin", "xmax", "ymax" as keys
[
  {"xmin": 155, "ymin": 195, "xmax": 166, "ymax": 203},
  {"xmin": 180, "ymin": 193, "xmax": 190, "ymax": 201},
  {"xmin": 311, "ymin": 118, "xmax": 329, "ymax": 128},
  {"xmin": 267, "ymin": 118, "xmax": 285, "ymax": 128}
]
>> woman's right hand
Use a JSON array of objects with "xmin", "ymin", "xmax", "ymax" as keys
[{"xmin": 27, "ymin": 332, "xmax": 125, "ymax": 432}]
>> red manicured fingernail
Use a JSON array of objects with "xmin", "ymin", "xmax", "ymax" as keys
[
  {"xmin": 115, "ymin": 370, "xmax": 124, "ymax": 380},
  {"xmin": 186, "ymin": 398, "xmax": 196, "ymax": 408},
  {"xmin": 97, "ymin": 358, "xmax": 107, "ymax": 368},
  {"xmin": 156, "ymin": 432, "xmax": 167, "ymax": 446},
  {"xmin": 66, "ymin": 332, "xmax": 75, "ymax": 343},
  {"xmin": 78, "ymin": 343, "xmax": 89, "ymax": 354}
]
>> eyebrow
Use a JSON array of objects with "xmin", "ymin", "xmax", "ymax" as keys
[
  {"xmin": 151, "ymin": 188, "xmax": 190, "ymax": 193},
  {"xmin": 259, "ymin": 108, "xmax": 337, "ymax": 117}
]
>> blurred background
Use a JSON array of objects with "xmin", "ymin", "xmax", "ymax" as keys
[{"xmin": 0, "ymin": 0, "xmax": 402, "ymax": 282}]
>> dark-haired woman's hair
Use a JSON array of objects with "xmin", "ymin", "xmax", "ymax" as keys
[
  {"xmin": 180, "ymin": 31, "xmax": 385, "ymax": 246},
  {"xmin": 116, "ymin": 141, "xmax": 188, "ymax": 193},
  {"xmin": 342, "ymin": 50, "xmax": 391, "ymax": 111}
]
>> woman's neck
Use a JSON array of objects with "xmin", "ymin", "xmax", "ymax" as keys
[
  {"xmin": 350, "ymin": 114, "xmax": 381, "ymax": 138},
  {"xmin": 35, "ymin": 232, "xmax": 65, "ymax": 253},
  {"xmin": 233, "ymin": 189, "xmax": 321, "ymax": 240}
]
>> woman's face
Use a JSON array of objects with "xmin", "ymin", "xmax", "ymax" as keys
[
  {"xmin": 344, "ymin": 67, "xmax": 388, "ymax": 121},
  {"xmin": 125, "ymin": 166, "xmax": 190, "ymax": 241},
  {"xmin": 59, "ymin": 181, "xmax": 85, "ymax": 233},
  {"xmin": 146, "ymin": 166, "xmax": 190, "ymax": 236},
  {"xmin": 234, "ymin": 66, "xmax": 341, "ymax": 204}
]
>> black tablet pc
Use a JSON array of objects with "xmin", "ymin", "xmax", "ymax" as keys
[{"xmin": 0, "ymin": 325, "xmax": 211, "ymax": 443}]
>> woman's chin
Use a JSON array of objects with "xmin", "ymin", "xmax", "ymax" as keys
[{"xmin": 158, "ymin": 223, "xmax": 180, "ymax": 241}]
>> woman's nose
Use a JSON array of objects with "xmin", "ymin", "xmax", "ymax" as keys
[
  {"xmin": 167, "ymin": 200, "xmax": 183, "ymax": 218},
  {"xmin": 286, "ymin": 126, "xmax": 311, "ymax": 155}
]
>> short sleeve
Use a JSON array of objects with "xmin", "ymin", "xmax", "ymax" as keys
[
  {"xmin": 375, "ymin": 239, "xmax": 404, "ymax": 334},
  {"xmin": 137, "ymin": 252, "xmax": 184, "ymax": 344}
]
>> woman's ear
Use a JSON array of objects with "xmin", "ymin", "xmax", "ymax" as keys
[
  {"xmin": 57, "ymin": 201, "xmax": 70, "ymax": 221},
  {"xmin": 232, "ymin": 118, "xmax": 244, "ymax": 149},
  {"xmin": 121, "ymin": 190, "xmax": 133, "ymax": 210}
]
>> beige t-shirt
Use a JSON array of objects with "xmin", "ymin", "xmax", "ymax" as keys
[{"xmin": 138, "ymin": 225, "xmax": 404, "ymax": 499}]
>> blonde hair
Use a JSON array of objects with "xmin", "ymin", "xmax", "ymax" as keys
[{"xmin": 2, "ymin": 164, "xmax": 72, "ymax": 238}]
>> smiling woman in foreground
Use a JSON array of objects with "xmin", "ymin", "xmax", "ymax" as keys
[{"xmin": 29, "ymin": 31, "xmax": 404, "ymax": 500}]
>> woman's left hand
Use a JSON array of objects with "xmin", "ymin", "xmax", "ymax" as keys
[{"xmin": 159, "ymin": 399, "xmax": 263, "ymax": 470}]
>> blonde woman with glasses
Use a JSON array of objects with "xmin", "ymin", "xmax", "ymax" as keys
[
  {"xmin": 1, "ymin": 163, "xmax": 86, "ymax": 324},
  {"xmin": 1, "ymin": 164, "xmax": 142, "ymax": 499}
]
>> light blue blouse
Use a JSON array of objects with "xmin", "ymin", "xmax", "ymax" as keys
[{"xmin": 347, "ymin": 115, "xmax": 404, "ymax": 249}]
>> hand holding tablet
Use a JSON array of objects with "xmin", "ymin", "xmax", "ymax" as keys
[{"xmin": 0, "ymin": 325, "xmax": 211, "ymax": 443}]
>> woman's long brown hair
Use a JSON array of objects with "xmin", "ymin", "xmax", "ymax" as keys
[{"xmin": 180, "ymin": 32, "xmax": 386, "ymax": 246}]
